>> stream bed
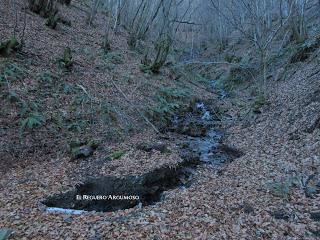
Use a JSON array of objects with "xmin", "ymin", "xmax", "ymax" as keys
[{"xmin": 43, "ymin": 84, "xmax": 242, "ymax": 213}]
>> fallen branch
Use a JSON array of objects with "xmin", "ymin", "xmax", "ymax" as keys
[{"xmin": 176, "ymin": 61, "xmax": 238, "ymax": 67}]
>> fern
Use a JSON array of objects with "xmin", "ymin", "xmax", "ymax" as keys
[
  {"xmin": 19, "ymin": 100, "xmax": 46, "ymax": 134},
  {"xmin": 21, "ymin": 112, "xmax": 45, "ymax": 130},
  {"xmin": 37, "ymin": 71, "xmax": 54, "ymax": 83}
]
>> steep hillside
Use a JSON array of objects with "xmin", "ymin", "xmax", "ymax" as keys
[
  {"xmin": 0, "ymin": 0, "xmax": 211, "ymax": 171},
  {"xmin": 0, "ymin": 0, "xmax": 320, "ymax": 239}
]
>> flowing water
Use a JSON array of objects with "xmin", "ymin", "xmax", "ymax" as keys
[{"xmin": 42, "ymin": 80, "xmax": 242, "ymax": 213}]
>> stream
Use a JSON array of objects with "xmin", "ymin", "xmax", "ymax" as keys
[{"xmin": 43, "ymin": 80, "xmax": 242, "ymax": 213}]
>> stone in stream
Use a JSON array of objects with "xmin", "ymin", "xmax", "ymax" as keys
[{"xmin": 44, "ymin": 101, "xmax": 243, "ymax": 213}]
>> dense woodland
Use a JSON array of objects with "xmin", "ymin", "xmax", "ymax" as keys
[{"xmin": 0, "ymin": 0, "xmax": 320, "ymax": 239}]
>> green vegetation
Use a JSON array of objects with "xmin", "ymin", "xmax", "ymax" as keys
[
  {"xmin": 139, "ymin": 37, "xmax": 172, "ymax": 73},
  {"xmin": 110, "ymin": 149, "xmax": 126, "ymax": 160},
  {"xmin": 217, "ymin": 58, "xmax": 257, "ymax": 91},
  {"xmin": 58, "ymin": 47, "xmax": 73, "ymax": 70},
  {"xmin": 267, "ymin": 179, "xmax": 294, "ymax": 200},
  {"xmin": 0, "ymin": 37, "xmax": 22, "ymax": 56},
  {"xmin": 290, "ymin": 35, "xmax": 320, "ymax": 63},
  {"xmin": 253, "ymin": 95, "xmax": 268, "ymax": 114},
  {"xmin": 46, "ymin": 10, "xmax": 59, "ymax": 29},
  {"xmin": 104, "ymin": 52, "xmax": 125, "ymax": 64},
  {"xmin": 148, "ymin": 86, "xmax": 192, "ymax": 128},
  {"xmin": 19, "ymin": 101, "xmax": 46, "ymax": 135},
  {"xmin": 224, "ymin": 53, "xmax": 241, "ymax": 63},
  {"xmin": 28, "ymin": 0, "xmax": 57, "ymax": 18},
  {"xmin": 36, "ymin": 71, "xmax": 56, "ymax": 87}
]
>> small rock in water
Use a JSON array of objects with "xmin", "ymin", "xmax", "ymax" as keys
[{"xmin": 201, "ymin": 111, "xmax": 211, "ymax": 121}]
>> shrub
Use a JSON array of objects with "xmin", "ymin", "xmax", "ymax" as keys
[
  {"xmin": 224, "ymin": 53, "xmax": 241, "ymax": 63},
  {"xmin": 45, "ymin": 10, "xmax": 59, "ymax": 29},
  {"xmin": 267, "ymin": 179, "xmax": 293, "ymax": 200},
  {"xmin": 290, "ymin": 35, "xmax": 320, "ymax": 63},
  {"xmin": 253, "ymin": 95, "xmax": 268, "ymax": 114},
  {"xmin": 58, "ymin": 47, "xmax": 73, "ymax": 70},
  {"xmin": 104, "ymin": 52, "xmax": 124, "ymax": 64},
  {"xmin": 19, "ymin": 101, "xmax": 46, "ymax": 134},
  {"xmin": 149, "ymin": 37, "xmax": 172, "ymax": 73},
  {"xmin": 0, "ymin": 37, "xmax": 22, "ymax": 56},
  {"xmin": 28, "ymin": 0, "xmax": 57, "ymax": 17},
  {"xmin": 110, "ymin": 149, "xmax": 126, "ymax": 160},
  {"xmin": 148, "ymin": 86, "xmax": 191, "ymax": 129}
]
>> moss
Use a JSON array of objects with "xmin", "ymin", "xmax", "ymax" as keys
[
  {"xmin": 139, "ymin": 64, "xmax": 152, "ymax": 74},
  {"xmin": 136, "ymin": 142, "xmax": 170, "ymax": 153},
  {"xmin": 150, "ymin": 37, "xmax": 172, "ymax": 73}
]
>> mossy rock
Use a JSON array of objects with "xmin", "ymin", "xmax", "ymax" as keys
[
  {"xmin": 70, "ymin": 139, "xmax": 100, "ymax": 159},
  {"xmin": 71, "ymin": 145, "xmax": 94, "ymax": 159},
  {"xmin": 253, "ymin": 95, "xmax": 268, "ymax": 114}
]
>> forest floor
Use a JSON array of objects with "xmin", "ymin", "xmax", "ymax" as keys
[{"xmin": 1, "ymin": 1, "xmax": 320, "ymax": 239}]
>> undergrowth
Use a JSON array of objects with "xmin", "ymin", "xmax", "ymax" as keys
[{"xmin": 148, "ymin": 86, "xmax": 192, "ymax": 129}]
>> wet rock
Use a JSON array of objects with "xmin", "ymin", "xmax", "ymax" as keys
[
  {"xmin": 70, "ymin": 139, "xmax": 99, "ymax": 159},
  {"xmin": 175, "ymin": 121, "xmax": 208, "ymax": 137},
  {"xmin": 63, "ymin": 216, "xmax": 73, "ymax": 224},
  {"xmin": 310, "ymin": 212, "xmax": 320, "ymax": 222},
  {"xmin": 305, "ymin": 186, "xmax": 319, "ymax": 198},
  {"xmin": 72, "ymin": 145, "xmax": 94, "ymax": 159},
  {"xmin": 0, "ymin": 228, "xmax": 14, "ymax": 240}
]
